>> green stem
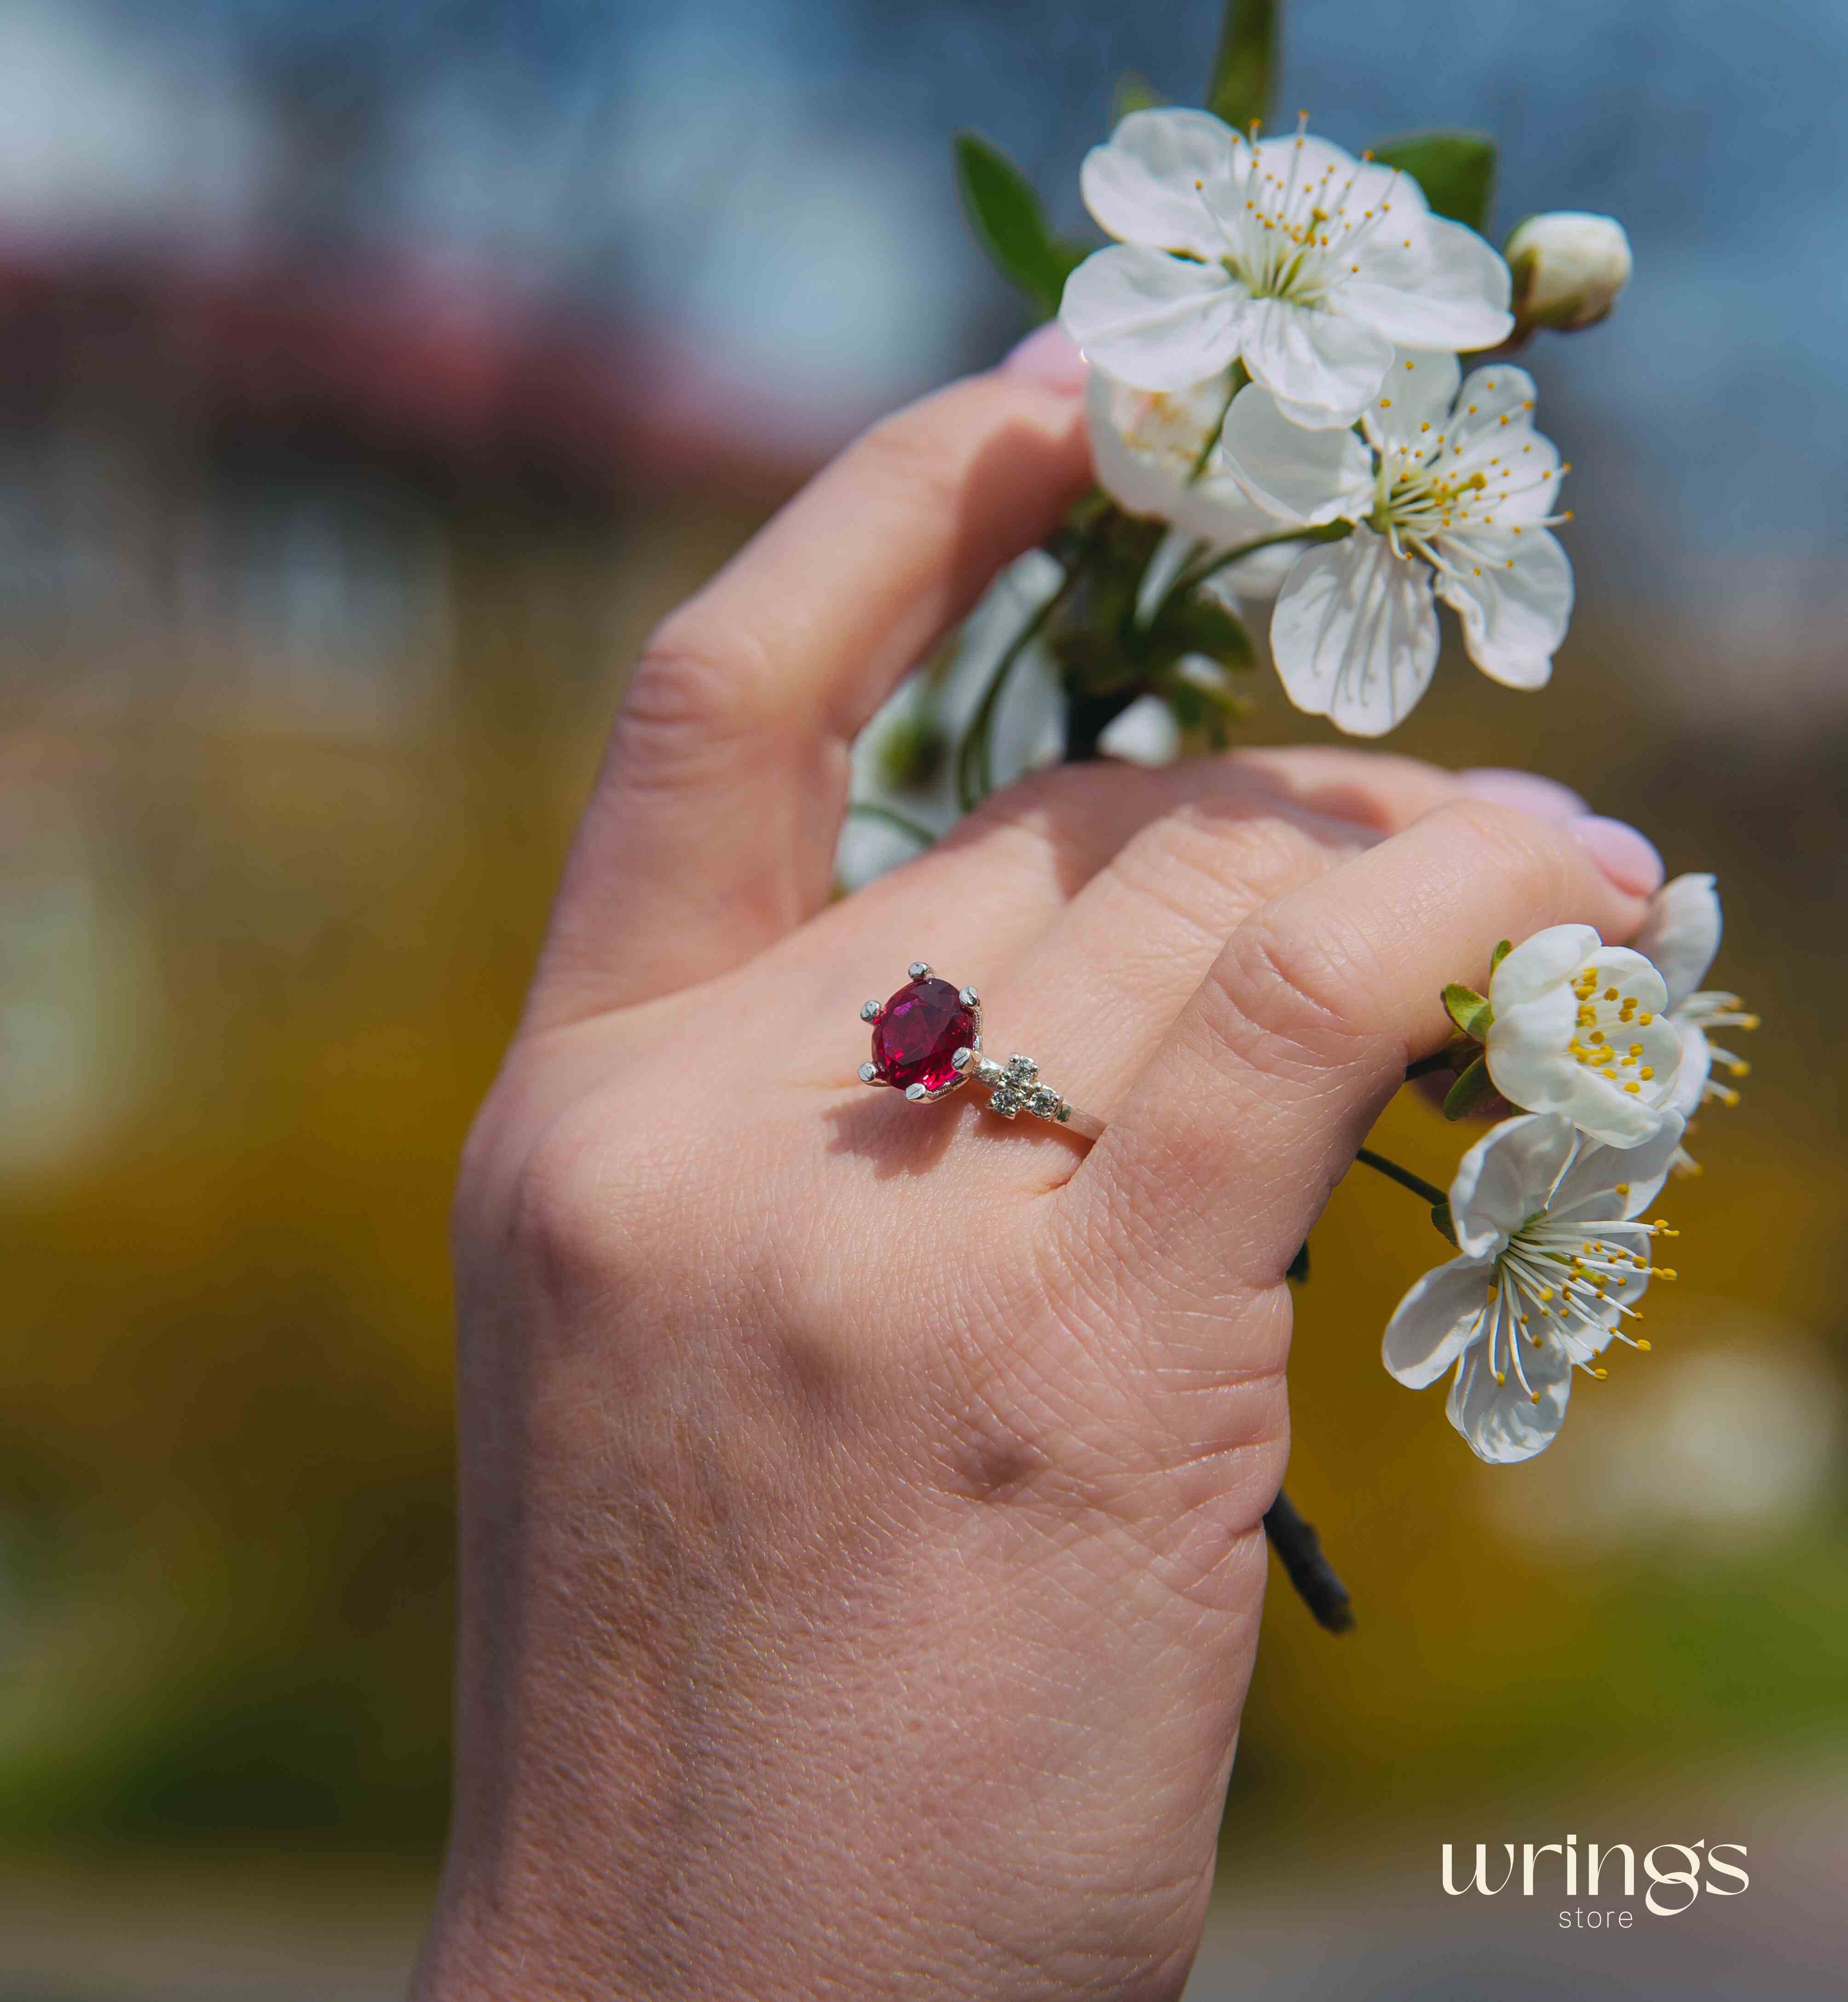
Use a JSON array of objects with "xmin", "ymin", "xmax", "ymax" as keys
[
  {"xmin": 846, "ymin": 802, "xmax": 937, "ymax": 849},
  {"xmin": 956, "ymin": 568, "xmax": 1078, "ymax": 813},
  {"xmin": 1353, "ymin": 1147, "xmax": 1448, "ymax": 1209},
  {"xmin": 1185, "ymin": 360, "xmax": 1248, "ymax": 483}
]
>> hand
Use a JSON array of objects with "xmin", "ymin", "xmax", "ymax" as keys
[{"xmin": 413, "ymin": 346, "xmax": 1654, "ymax": 2002}]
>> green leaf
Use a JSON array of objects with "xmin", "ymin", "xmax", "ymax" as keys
[
  {"xmin": 1151, "ymin": 592, "xmax": 1255, "ymax": 670},
  {"xmin": 1206, "ymin": 0, "xmax": 1277, "ymax": 133},
  {"xmin": 1443, "ymin": 1054, "xmax": 1500, "ymax": 1122},
  {"xmin": 953, "ymin": 130, "xmax": 1088, "ymax": 321},
  {"xmin": 1441, "ymin": 982, "xmax": 1493, "ymax": 1040},
  {"xmin": 1112, "ymin": 71, "xmax": 1164, "ymax": 124},
  {"xmin": 1489, "ymin": 937, "xmax": 1513, "ymax": 973},
  {"xmin": 1369, "ymin": 130, "xmax": 1497, "ymax": 234}
]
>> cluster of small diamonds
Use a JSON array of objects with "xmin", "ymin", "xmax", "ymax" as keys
[{"xmin": 979, "ymin": 1054, "xmax": 1070, "ymax": 1124}]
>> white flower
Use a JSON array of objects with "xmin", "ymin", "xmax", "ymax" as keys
[
  {"xmin": 1060, "ymin": 110, "xmax": 1512, "ymax": 424},
  {"xmin": 1383, "ymin": 1112, "xmax": 1683, "ymax": 1464},
  {"xmin": 1086, "ymin": 366, "xmax": 1288, "ymax": 555},
  {"xmin": 1507, "ymin": 212, "xmax": 1632, "ymax": 332},
  {"xmin": 1219, "ymin": 348, "xmax": 1572, "ymax": 734},
  {"xmin": 1482, "ymin": 924, "xmax": 1684, "ymax": 1146},
  {"xmin": 1630, "ymin": 872, "xmax": 1760, "ymax": 1171}
]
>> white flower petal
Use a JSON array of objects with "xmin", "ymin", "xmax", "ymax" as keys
[
  {"xmin": 1383, "ymin": 1253, "xmax": 1496, "ymax": 1389},
  {"xmin": 1548, "ymin": 1114, "xmax": 1684, "ymax": 1223},
  {"xmin": 1631, "ymin": 872, "xmax": 1722, "ymax": 1011},
  {"xmin": 1447, "ymin": 1336, "xmax": 1573, "ymax": 1464},
  {"xmin": 1447, "ymin": 365, "xmax": 1541, "ymax": 450},
  {"xmin": 1490, "ymin": 925, "xmax": 1605, "ymax": 1010},
  {"xmin": 1201, "ymin": 538, "xmax": 1305, "ymax": 605},
  {"xmin": 1171, "ymin": 472, "xmax": 1282, "ymax": 552},
  {"xmin": 1242, "ymin": 298, "xmax": 1396, "ymax": 428},
  {"xmin": 1219, "ymin": 383, "xmax": 1374, "ymax": 525},
  {"xmin": 1581, "ymin": 944, "xmax": 1673, "ymax": 1013},
  {"xmin": 1269, "ymin": 528, "xmax": 1439, "ymax": 736},
  {"xmin": 1665, "ymin": 1020, "xmax": 1712, "ymax": 1119},
  {"xmin": 1131, "ymin": 524, "xmax": 1202, "ymax": 624},
  {"xmin": 1433, "ymin": 526, "xmax": 1573, "ymax": 690},
  {"xmin": 1061, "ymin": 246, "xmax": 1248, "ymax": 392},
  {"xmin": 1448, "ymin": 1112, "xmax": 1578, "ymax": 1257},
  {"xmin": 1080, "ymin": 108, "xmax": 1240, "ymax": 258},
  {"xmin": 1339, "ymin": 214, "xmax": 1513, "ymax": 353},
  {"xmin": 1096, "ymin": 692, "xmax": 1181, "ymax": 767},
  {"xmin": 1361, "ymin": 347, "xmax": 1462, "ymax": 456}
]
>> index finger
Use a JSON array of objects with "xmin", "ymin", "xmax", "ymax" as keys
[{"xmin": 529, "ymin": 366, "xmax": 1091, "ymax": 1029}]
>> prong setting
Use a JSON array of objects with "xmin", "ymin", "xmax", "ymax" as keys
[
  {"xmin": 860, "ymin": 999, "xmax": 883, "ymax": 1022},
  {"xmin": 907, "ymin": 960, "xmax": 931, "ymax": 980},
  {"xmin": 951, "ymin": 1046, "xmax": 974, "ymax": 1073},
  {"xmin": 859, "ymin": 1062, "xmax": 881, "ymax": 1085},
  {"xmin": 904, "ymin": 1082, "xmax": 928, "ymax": 1102},
  {"xmin": 958, "ymin": 986, "xmax": 979, "ymax": 1008}
]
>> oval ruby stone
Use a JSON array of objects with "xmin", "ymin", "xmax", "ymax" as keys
[{"xmin": 870, "ymin": 977, "xmax": 975, "ymax": 1093}]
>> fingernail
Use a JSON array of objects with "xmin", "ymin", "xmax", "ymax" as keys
[
  {"xmin": 1456, "ymin": 767, "xmax": 1588, "ymax": 823},
  {"xmin": 1566, "ymin": 814, "xmax": 1664, "ymax": 896},
  {"xmin": 1000, "ymin": 322, "xmax": 1087, "ymax": 394}
]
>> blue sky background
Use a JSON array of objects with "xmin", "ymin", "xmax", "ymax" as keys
[{"xmin": 12, "ymin": 0, "xmax": 1848, "ymax": 607}]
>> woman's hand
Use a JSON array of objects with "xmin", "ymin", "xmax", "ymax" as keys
[{"xmin": 414, "ymin": 341, "xmax": 1657, "ymax": 2002}]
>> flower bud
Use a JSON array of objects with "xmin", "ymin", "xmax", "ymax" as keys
[{"xmin": 1505, "ymin": 212, "xmax": 1633, "ymax": 333}]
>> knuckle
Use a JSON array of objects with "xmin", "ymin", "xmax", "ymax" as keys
[
  {"xmin": 615, "ymin": 610, "xmax": 780, "ymax": 794},
  {"xmin": 1211, "ymin": 904, "xmax": 1380, "ymax": 1069},
  {"xmin": 848, "ymin": 399, "xmax": 970, "ymax": 518},
  {"xmin": 495, "ymin": 1092, "xmax": 632, "ymax": 1323},
  {"xmin": 1110, "ymin": 804, "xmax": 1330, "ymax": 943}
]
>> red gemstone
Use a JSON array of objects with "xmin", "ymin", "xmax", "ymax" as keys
[{"xmin": 870, "ymin": 977, "xmax": 975, "ymax": 1093}]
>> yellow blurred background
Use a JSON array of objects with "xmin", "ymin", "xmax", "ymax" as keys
[{"xmin": 2, "ymin": 0, "xmax": 1845, "ymax": 1994}]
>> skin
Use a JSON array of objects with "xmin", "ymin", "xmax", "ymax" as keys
[{"xmin": 412, "ymin": 359, "xmax": 1651, "ymax": 2001}]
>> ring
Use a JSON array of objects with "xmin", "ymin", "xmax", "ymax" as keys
[{"xmin": 856, "ymin": 962, "xmax": 1104, "ymax": 1144}]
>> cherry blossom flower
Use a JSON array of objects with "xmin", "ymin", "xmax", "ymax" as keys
[
  {"xmin": 1482, "ymin": 924, "xmax": 1684, "ymax": 1147},
  {"xmin": 1383, "ymin": 1112, "xmax": 1684, "ymax": 1464},
  {"xmin": 1060, "ymin": 111, "xmax": 1511, "ymax": 424},
  {"xmin": 1630, "ymin": 872, "xmax": 1760, "ymax": 1173},
  {"xmin": 1219, "ymin": 347, "xmax": 1573, "ymax": 735}
]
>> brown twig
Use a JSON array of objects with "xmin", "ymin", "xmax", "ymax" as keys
[{"xmin": 1263, "ymin": 1489, "xmax": 1355, "ymax": 1634}]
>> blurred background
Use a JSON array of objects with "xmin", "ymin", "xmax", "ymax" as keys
[{"xmin": 1, "ymin": 0, "xmax": 1844, "ymax": 1995}]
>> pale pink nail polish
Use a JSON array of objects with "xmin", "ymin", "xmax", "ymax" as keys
[
  {"xmin": 1000, "ymin": 322, "xmax": 1087, "ymax": 394},
  {"xmin": 1567, "ymin": 814, "xmax": 1664, "ymax": 896},
  {"xmin": 1456, "ymin": 767, "xmax": 1589, "ymax": 823}
]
